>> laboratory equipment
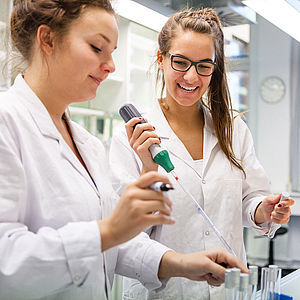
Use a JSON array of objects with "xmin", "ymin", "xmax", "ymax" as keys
[
  {"xmin": 225, "ymin": 269, "xmax": 235, "ymax": 300},
  {"xmin": 269, "ymin": 265, "xmax": 281, "ymax": 300},
  {"xmin": 261, "ymin": 265, "xmax": 282, "ymax": 300},
  {"xmin": 268, "ymin": 192, "xmax": 290, "ymax": 238},
  {"xmin": 249, "ymin": 265, "xmax": 258, "ymax": 300},
  {"xmin": 231, "ymin": 268, "xmax": 241, "ymax": 300},
  {"xmin": 239, "ymin": 273, "xmax": 249, "ymax": 300}
]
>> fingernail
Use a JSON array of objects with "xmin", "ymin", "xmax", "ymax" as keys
[
  {"xmin": 278, "ymin": 203, "xmax": 282, "ymax": 208},
  {"xmin": 153, "ymin": 126, "xmax": 155, "ymax": 130},
  {"xmin": 138, "ymin": 117, "xmax": 143, "ymax": 120},
  {"xmin": 159, "ymin": 137, "xmax": 161, "ymax": 142}
]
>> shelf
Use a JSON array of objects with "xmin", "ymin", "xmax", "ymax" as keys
[{"xmin": 69, "ymin": 106, "xmax": 106, "ymax": 117}]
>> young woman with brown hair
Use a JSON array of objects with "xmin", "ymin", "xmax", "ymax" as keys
[
  {"xmin": 0, "ymin": 1, "xmax": 248, "ymax": 299},
  {"xmin": 110, "ymin": 8, "xmax": 294, "ymax": 299}
]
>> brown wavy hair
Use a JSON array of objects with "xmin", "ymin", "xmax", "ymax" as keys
[
  {"xmin": 10, "ymin": 0, "xmax": 115, "ymax": 63},
  {"xmin": 156, "ymin": 8, "xmax": 245, "ymax": 177}
]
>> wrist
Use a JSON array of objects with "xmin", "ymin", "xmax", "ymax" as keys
[
  {"xmin": 158, "ymin": 251, "xmax": 184, "ymax": 278},
  {"xmin": 98, "ymin": 218, "xmax": 119, "ymax": 252},
  {"xmin": 254, "ymin": 202, "xmax": 265, "ymax": 224},
  {"xmin": 141, "ymin": 165, "xmax": 158, "ymax": 174}
]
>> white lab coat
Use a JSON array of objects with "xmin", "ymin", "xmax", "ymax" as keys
[
  {"xmin": 0, "ymin": 75, "xmax": 170, "ymax": 300},
  {"xmin": 109, "ymin": 100, "xmax": 272, "ymax": 300}
]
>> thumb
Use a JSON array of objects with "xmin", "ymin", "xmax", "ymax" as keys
[
  {"xmin": 273, "ymin": 194, "xmax": 282, "ymax": 204},
  {"xmin": 266, "ymin": 194, "xmax": 280, "ymax": 205}
]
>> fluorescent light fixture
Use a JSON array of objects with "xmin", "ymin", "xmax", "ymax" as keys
[
  {"xmin": 242, "ymin": 0, "xmax": 300, "ymax": 42},
  {"xmin": 113, "ymin": 0, "xmax": 168, "ymax": 32}
]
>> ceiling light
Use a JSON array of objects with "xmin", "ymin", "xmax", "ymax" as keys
[
  {"xmin": 242, "ymin": 0, "xmax": 300, "ymax": 42},
  {"xmin": 113, "ymin": 0, "xmax": 168, "ymax": 32}
]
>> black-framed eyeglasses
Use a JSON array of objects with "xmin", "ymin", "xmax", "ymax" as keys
[{"xmin": 165, "ymin": 52, "xmax": 216, "ymax": 77}]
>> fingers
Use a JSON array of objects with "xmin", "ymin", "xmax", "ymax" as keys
[
  {"xmin": 203, "ymin": 274, "xmax": 223, "ymax": 286},
  {"xmin": 144, "ymin": 213, "xmax": 175, "ymax": 226},
  {"xmin": 125, "ymin": 117, "xmax": 156, "ymax": 142},
  {"xmin": 124, "ymin": 117, "xmax": 145, "ymax": 140},
  {"xmin": 135, "ymin": 171, "xmax": 171, "ymax": 188},
  {"xmin": 134, "ymin": 199, "xmax": 172, "ymax": 216},
  {"xmin": 212, "ymin": 249, "xmax": 248, "ymax": 273},
  {"xmin": 270, "ymin": 197, "xmax": 294, "ymax": 224}
]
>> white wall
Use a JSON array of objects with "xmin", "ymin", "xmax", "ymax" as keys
[{"xmin": 248, "ymin": 15, "xmax": 292, "ymax": 194}]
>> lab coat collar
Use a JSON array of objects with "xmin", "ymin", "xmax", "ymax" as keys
[
  {"xmin": 11, "ymin": 74, "xmax": 61, "ymax": 141},
  {"xmin": 12, "ymin": 75, "xmax": 100, "ymax": 196}
]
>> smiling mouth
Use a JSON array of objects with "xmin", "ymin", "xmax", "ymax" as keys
[
  {"xmin": 89, "ymin": 75, "xmax": 102, "ymax": 85},
  {"xmin": 177, "ymin": 83, "xmax": 198, "ymax": 92}
]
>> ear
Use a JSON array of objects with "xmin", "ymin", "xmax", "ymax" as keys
[
  {"xmin": 36, "ymin": 25, "xmax": 55, "ymax": 56},
  {"xmin": 157, "ymin": 50, "xmax": 164, "ymax": 70}
]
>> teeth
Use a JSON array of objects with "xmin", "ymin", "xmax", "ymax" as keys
[{"xmin": 178, "ymin": 83, "xmax": 197, "ymax": 91}]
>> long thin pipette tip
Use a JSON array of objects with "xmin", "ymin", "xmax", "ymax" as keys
[
  {"xmin": 170, "ymin": 170, "xmax": 179, "ymax": 181},
  {"xmin": 175, "ymin": 174, "xmax": 236, "ymax": 256}
]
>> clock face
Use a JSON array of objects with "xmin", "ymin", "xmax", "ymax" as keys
[{"xmin": 260, "ymin": 76, "xmax": 285, "ymax": 103}]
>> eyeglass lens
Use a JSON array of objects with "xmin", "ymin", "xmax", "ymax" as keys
[{"xmin": 171, "ymin": 56, "xmax": 214, "ymax": 76}]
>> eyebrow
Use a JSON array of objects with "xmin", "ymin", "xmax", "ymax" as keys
[
  {"xmin": 97, "ymin": 33, "xmax": 117, "ymax": 50},
  {"xmin": 174, "ymin": 53, "xmax": 214, "ymax": 63}
]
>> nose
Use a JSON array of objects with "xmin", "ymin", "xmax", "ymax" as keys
[
  {"xmin": 101, "ymin": 54, "xmax": 116, "ymax": 74},
  {"xmin": 183, "ymin": 64, "xmax": 199, "ymax": 83}
]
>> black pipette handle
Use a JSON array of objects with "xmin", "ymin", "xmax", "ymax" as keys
[{"xmin": 119, "ymin": 104, "xmax": 146, "ymax": 127}]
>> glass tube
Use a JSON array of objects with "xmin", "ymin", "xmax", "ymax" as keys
[
  {"xmin": 260, "ymin": 267, "xmax": 270, "ymax": 300},
  {"xmin": 225, "ymin": 269, "xmax": 235, "ymax": 300},
  {"xmin": 268, "ymin": 265, "xmax": 281, "ymax": 300},
  {"xmin": 230, "ymin": 268, "xmax": 240, "ymax": 300},
  {"xmin": 238, "ymin": 273, "xmax": 249, "ymax": 300},
  {"xmin": 249, "ymin": 266, "xmax": 258, "ymax": 300}
]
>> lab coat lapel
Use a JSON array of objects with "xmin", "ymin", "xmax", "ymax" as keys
[
  {"xmin": 202, "ymin": 105, "xmax": 218, "ymax": 177},
  {"xmin": 12, "ymin": 75, "xmax": 100, "ymax": 196},
  {"xmin": 67, "ymin": 121, "xmax": 105, "ymax": 197}
]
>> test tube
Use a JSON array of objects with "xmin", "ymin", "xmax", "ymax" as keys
[
  {"xmin": 249, "ymin": 266, "xmax": 258, "ymax": 300},
  {"xmin": 260, "ymin": 267, "xmax": 270, "ymax": 300},
  {"xmin": 230, "ymin": 268, "xmax": 240, "ymax": 300},
  {"xmin": 239, "ymin": 273, "xmax": 249, "ymax": 300},
  {"xmin": 268, "ymin": 265, "xmax": 281, "ymax": 300},
  {"xmin": 225, "ymin": 269, "xmax": 235, "ymax": 300}
]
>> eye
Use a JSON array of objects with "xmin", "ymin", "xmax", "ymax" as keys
[{"xmin": 90, "ymin": 45, "xmax": 102, "ymax": 53}]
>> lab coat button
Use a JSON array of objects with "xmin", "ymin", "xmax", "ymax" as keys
[
  {"xmin": 73, "ymin": 275, "xmax": 81, "ymax": 283},
  {"xmin": 205, "ymin": 231, "xmax": 209, "ymax": 236},
  {"xmin": 202, "ymin": 179, "xmax": 206, "ymax": 184}
]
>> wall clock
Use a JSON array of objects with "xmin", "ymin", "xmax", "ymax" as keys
[{"xmin": 260, "ymin": 76, "xmax": 286, "ymax": 104}]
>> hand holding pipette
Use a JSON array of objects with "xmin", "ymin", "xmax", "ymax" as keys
[
  {"xmin": 119, "ymin": 104, "xmax": 176, "ymax": 176},
  {"xmin": 253, "ymin": 192, "xmax": 294, "ymax": 238}
]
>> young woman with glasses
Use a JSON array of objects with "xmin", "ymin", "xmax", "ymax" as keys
[
  {"xmin": 0, "ymin": 1, "xmax": 250, "ymax": 299},
  {"xmin": 110, "ymin": 8, "xmax": 294, "ymax": 299}
]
